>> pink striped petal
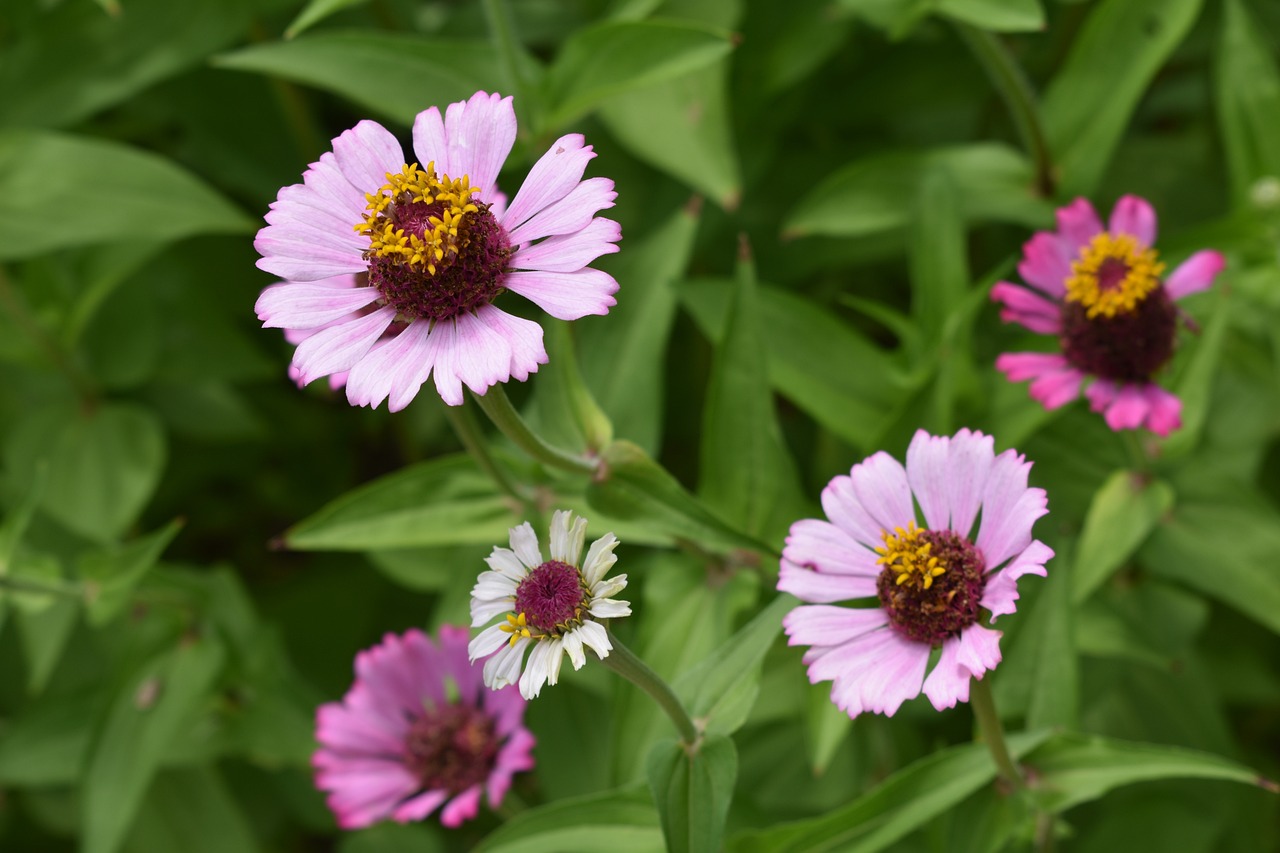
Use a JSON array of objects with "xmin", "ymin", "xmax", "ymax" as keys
[
  {"xmin": 1165, "ymin": 250, "xmax": 1224, "ymax": 300},
  {"xmin": 431, "ymin": 91, "xmax": 516, "ymax": 200},
  {"xmin": 510, "ymin": 217, "xmax": 621, "ymax": 272},
  {"xmin": 502, "ymin": 134, "xmax": 596, "ymax": 231},
  {"xmin": 412, "ymin": 105, "xmax": 450, "ymax": 177},
  {"xmin": 509, "ymin": 177, "xmax": 617, "ymax": 244},
  {"xmin": 975, "ymin": 447, "xmax": 1047, "ymax": 570},
  {"xmin": 332, "ymin": 120, "xmax": 405, "ymax": 194},
  {"xmin": 849, "ymin": 451, "xmax": 914, "ymax": 536},
  {"xmin": 820, "ymin": 474, "xmax": 889, "ymax": 551},
  {"xmin": 1055, "ymin": 197, "xmax": 1104, "ymax": 252},
  {"xmin": 955, "ymin": 624, "xmax": 1003, "ymax": 677},
  {"xmin": 783, "ymin": 519, "xmax": 881, "ymax": 579},
  {"xmin": 292, "ymin": 306, "xmax": 396, "ymax": 386},
  {"xmin": 503, "ymin": 269, "xmax": 618, "ymax": 320},
  {"xmin": 472, "ymin": 305, "xmax": 548, "ymax": 382},
  {"xmin": 824, "ymin": 629, "xmax": 930, "ymax": 717},
  {"xmin": 783, "ymin": 605, "xmax": 888, "ymax": 647},
  {"xmin": 300, "ymin": 151, "xmax": 367, "ymax": 212},
  {"xmin": 1017, "ymin": 232, "xmax": 1072, "ymax": 297},
  {"xmin": 254, "ymin": 233, "xmax": 367, "ymax": 281},
  {"xmin": 344, "ymin": 321, "xmax": 432, "ymax": 411},
  {"xmin": 922, "ymin": 636, "xmax": 971, "ymax": 710},
  {"xmin": 256, "ymin": 283, "xmax": 379, "ymax": 329},
  {"xmin": 990, "ymin": 282, "xmax": 1062, "ymax": 334},
  {"xmin": 906, "ymin": 429, "xmax": 994, "ymax": 537},
  {"xmin": 428, "ymin": 320, "xmax": 465, "ymax": 405},
  {"xmin": 778, "ymin": 557, "xmax": 877, "ymax": 603},
  {"xmin": 981, "ymin": 540, "xmax": 1052, "ymax": 619},
  {"xmin": 1108, "ymin": 195, "xmax": 1157, "ymax": 246},
  {"xmin": 453, "ymin": 310, "xmax": 516, "ymax": 396}
]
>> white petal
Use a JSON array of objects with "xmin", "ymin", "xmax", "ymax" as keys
[
  {"xmin": 483, "ymin": 637, "xmax": 529, "ymax": 690},
  {"xmin": 468, "ymin": 623, "xmax": 509, "ymax": 658},
  {"xmin": 484, "ymin": 547, "xmax": 527, "ymax": 581},
  {"xmin": 575, "ymin": 620, "xmax": 612, "ymax": 660},
  {"xmin": 508, "ymin": 522, "xmax": 544, "ymax": 569},
  {"xmin": 471, "ymin": 598, "xmax": 515, "ymax": 627},
  {"xmin": 588, "ymin": 598, "xmax": 631, "ymax": 619},
  {"xmin": 581, "ymin": 533, "xmax": 619, "ymax": 586},
  {"xmin": 561, "ymin": 630, "xmax": 586, "ymax": 670},
  {"xmin": 548, "ymin": 510, "xmax": 572, "ymax": 562},
  {"xmin": 590, "ymin": 575, "xmax": 628, "ymax": 601}
]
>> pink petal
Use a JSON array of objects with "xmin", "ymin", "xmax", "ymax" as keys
[
  {"xmin": 488, "ymin": 728, "xmax": 536, "ymax": 805},
  {"xmin": 1165, "ymin": 250, "xmax": 1225, "ymax": 300},
  {"xmin": 783, "ymin": 604, "xmax": 888, "ymax": 647},
  {"xmin": 820, "ymin": 474, "xmax": 888, "ymax": 551},
  {"xmin": 1089, "ymin": 381, "xmax": 1149, "ymax": 431},
  {"xmin": 391, "ymin": 789, "xmax": 448, "ymax": 824},
  {"xmin": 778, "ymin": 557, "xmax": 877, "ymax": 603},
  {"xmin": 508, "ymin": 177, "xmax": 617, "ymax": 244},
  {"xmin": 436, "ymin": 92, "xmax": 517, "ymax": 201},
  {"xmin": 782, "ymin": 519, "xmax": 881, "ymax": 580},
  {"xmin": 472, "ymin": 304, "xmax": 548, "ymax": 382},
  {"xmin": 332, "ymin": 120, "xmax": 405, "ymax": 194},
  {"xmin": 822, "ymin": 629, "xmax": 930, "ymax": 718},
  {"xmin": 268, "ymin": 187, "xmax": 366, "ymax": 243},
  {"xmin": 254, "ymin": 232, "xmax": 367, "ymax": 281},
  {"xmin": 315, "ymin": 703, "xmax": 404, "ymax": 754},
  {"xmin": 256, "ymin": 283, "xmax": 379, "ymax": 329},
  {"xmin": 453, "ymin": 310, "xmax": 517, "ymax": 397},
  {"xmin": 995, "ymin": 351, "xmax": 1070, "ymax": 382},
  {"xmin": 1017, "ymin": 232, "xmax": 1072, "ymax": 297},
  {"xmin": 440, "ymin": 785, "xmax": 484, "ymax": 828},
  {"xmin": 323, "ymin": 764, "xmax": 419, "ymax": 829},
  {"xmin": 904, "ymin": 430, "xmax": 950, "ymax": 532},
  {"xmin": 975, "ymin": 448, "xmax": 1048, "ymax": 570},
  {"xmin": 1142, "ymin": 384, "xmax": 1182, "ymax": 437},
  {"xmin": 503, "ymin": 268, "xmax": 618, "ymax": 320},
  {"xmin": 981, "ymin": 540, "xmax": 1052, "ymax": 619},
  {"xmin": 954, "ymin": 624, "xmax": 1003, "ymax": 678},
  {"xmin": 1054, "ymin": 197, "xmax": 1104, "ymax": 252},
  {"xmin": 990, "ymin": 282, "xmax": 1063, "ymax": 334},
  {"xmin": 1108, "ymin": 194, "xmax": 1157, "ymax": 246},
  {"xmin": 510, "ymin": 217, "xmax": 621, "ymax": 273},
  {"xmin": 849, "ymin": 450, "xmax": 914, "ymax": 536},
  {"xmin": 344, "ymin": 321, "xmax": 434, "ymax": 411},
  {"xmin": 427, "ymin": 320, "xmax": 465, "ymax": 406},
  {"xmin": 412, "ymin": 105, "xmax": 450, "ymax": 178},
  {"xmin": 436, "ymin": 625, "xmax": 482, "ymax": 703},
  {"xmin": 921, "ymin": 636, "xmax": 971, "ymax": 710},
  {"xmin": 1028, "ymin": 366, "xmax": 1085, "ymax": 410},
  {"xmin": 299, "ymin": 151, "xmax": 367, "ymax": 213},
  {"xmin": 292, "ymin": 306, "xmax": 396, "ymax": 386},
  {"xmin": 906, "ymin": 429, "xmax": 994, "ymax": 538},
  {"xmin": 502, "ymin": 134, "xmax": 597, "ymax": 231}
]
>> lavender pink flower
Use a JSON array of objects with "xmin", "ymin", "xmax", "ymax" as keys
[
  {"xmin": 778, "ymin": 429, "xmax": 1053, "ymax": 718},
  {"xmin": 992, "ymin": 195, "xmax": 1224, "ymax": 437},
  {"xmin": 313, "ymin": 626, "xmax": 534, "ymax": 829},
  {"xmin": 255, "ymin": 91, "xmax": 620, "ymax": 409}
]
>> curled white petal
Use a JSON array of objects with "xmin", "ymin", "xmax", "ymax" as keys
[
  {"xmin": 581, "ymin": 533, "xmax": 619, "ymax": 586},
  {"xmin": 508, "ymin": 523, "xmax": 544, "ymax": 569}
]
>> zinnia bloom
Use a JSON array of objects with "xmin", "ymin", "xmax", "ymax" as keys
[
  {"xmin": 255, "ymin": 91, "xmax": 620, "ymax": 409},
  {"xmin": 778, "ymin": 429, "xmax": 1053, "ymax": 717},
  {"xmin": 313, "ymin": 626, "xmax": 535, "ymax": 829},
  {"xmin": 992, "ymin": 195, "xmax": 1224, "ymax": 436},
  {"xmin": 469, "ymin": 510, "xmax": 629, "ymax": 700}
]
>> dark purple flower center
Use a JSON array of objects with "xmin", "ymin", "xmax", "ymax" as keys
[
  {"xmin": 404, "ymin": 702, "xmax": 500, "ymax": 794},
  {"xmin": 513, "ymin": 560, "xmax": 585, "ymax": 635},
  {"xmin": 876, "ymin": 528, "xmax": 986, "ymax": 646},
  {"xmin": 1059, "ymin": 286, "xmax": 1178, "ymax": 383}
]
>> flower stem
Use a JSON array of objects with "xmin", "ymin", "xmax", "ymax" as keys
[
  {"xmin": 599, "ymin": 629, "xmax": 700, "ymax": 746},
  {"xmin": 443, "ymin": 399, "xmax": 526, "ymax": 504},
  {"xmin": 471, "ymin": 385, "xmax": 598, "ymax": 476},
  {"xmin": 1121, "ymin": 430, "xmax": 1151, "ymax": 473},
  {"xmin": 970, "ymin": 676, "xmax": 1026, "ymax": 790},
  {"xmin": 954, "ymin": 23, "xmax": 1056, "ymax": 197}
]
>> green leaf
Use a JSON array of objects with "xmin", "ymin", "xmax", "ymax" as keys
[
  {"xmin": 588, "ymin": 439, "xmax": 774, "ymax": 556},
  {"xmin": 1026, "ymin": 552, "xmax": 1078, "ymax": 730},
  {"xmin": 1162, "ymin": 285, "xmax": 1231, "ymax": 459},
  {"xmin": 4, "ymin": 402, "xmax": 167, "ymax": 543},
  {"xmin": 124, "ymin": 767, "xmax": 261, "ymax": 853},
  {"xmin": 1072, "ymin": 471, "xmax": 1176, "ymax": 603},
  {"xmin": 909, "ymin": 166, "xmax": 969, "ymax": 340},
  {"xmin": 730, "ymin": 731, "xmax": 1053, "ymax": 853},
  {"xmin": 475, "ymin": 785, "xmax": 661, "ymax": 853},
  {"xmin": 1215, "ymin": 0, "xmax": 1280, "ymax": 207},
  {"xmin": 0, "ymin": 131, "xmax": 251, "ymax": 261},
  {"xmin": 545, "ymin": 19, "xmax": 734, "ymax": 127},
  {"xmin": 578, "ymin": 202, "xmax": 699, "ymax": 455},
  {"xmin": 0, "ymin": 688, "xmax": 98, "ymax": 786},
  {"xmin": 937, "ymin": 0, "xmax": 1043, "ymax": 32},
  {"xmin": 82, "ymin": 636, "xmax": 226, "ymax": 853},
  {"xmin": 1041, "ymin": 0, "xmax": 1205, "ymax": 196},
  {"xmin": 599, "ymin": 63, "xmax": 741, "ymax": 209},
  {"xmin": 286, "ymin": 0, "xmax": 369, "ymax": 39},
  {"xmin": 698, "ymin": 245, "xmax": 805, "ymax": 540},
  {"xmin": 1026, "ymin": 733, "xmax": 1273, "ymax": 814},
  {"xmin": 784, "ymin": 143, "xmax": 1052, "ymax": 239},
  {"xmin": 647, "ymin": 734, "xmax": 738, "ymax": 853},
  {"xmin": 215, "ymin": 32, "xmax": 503, "ymax": 126},
  {"xmin": 284, "ymin": 454, "xmax": 520, "ymax": 551},
  {"xmin": 527, "ymin": 321, "xmax": 614, "ymax": 453},
  {"xmin": 79, "ymin": 519, "xmax": 183, "ymax": 626},
  {"xmin": 16, "ymin": 598, "xmax": 79, "ymax": 694},
  {"xmin": 338, "ymin": 822, "xmax": 444, "ymax": 853}
]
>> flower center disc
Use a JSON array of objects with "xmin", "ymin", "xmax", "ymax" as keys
[
  {"xmin": 875, "ymin": 524, "xmax": 986, "ymax": 645},
  {"xmin": 1065, "ymin": 233, "xmax": 1165, "ymax": 320},
  {"xmin": 404, "ymin": 703, "xmax": 499, "ymax": 794},
  {"xmin": 356, "ymin": 162, "xmax": 513, "ymax": 322},
  {"xmin": 514, "ymin": 560, "xmax": 586, "ymax": 635}
]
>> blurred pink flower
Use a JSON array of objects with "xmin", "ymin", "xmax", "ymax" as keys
[
  {"xmin": 314, "ymin": 626, "xmax": 534, "ymax": 829},
  {"xmin": 778, "ymin": 429, "xmax": 1053, "ymax": 718},
  {"xmin": 255, "ymin": 91, "xmax": 620, "ymax": 409},
  {"xmin": 992, "ymin": 195, "xmax": 1224, "ymax": 437}
]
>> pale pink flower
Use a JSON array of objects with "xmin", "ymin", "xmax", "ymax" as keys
[
  {"xmin": 992, "ymin": 195, "xmax": 1224, "ymax": 437},
  {"xmin": 313, "ymin": 626, "xmax": 535, "ymax": 829},
  {"xmin": 255, "ymin": 91, "xmax": 620, "ymax": 408},
  {"xmin": 778, "ymin": 429, "xmax": 1053, "ymax": 718}
]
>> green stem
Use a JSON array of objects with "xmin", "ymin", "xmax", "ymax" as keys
[
  {"xmin": 1121, "ymin": 430, "xmax": 1151, "ymax": 473},
  {"xmin": 955, "ymin": 23, "xmax": 1056, "ymax": 197},
  {"xmin": 442, "ymin": 399, "xmax": 526, "ymax": 503},
  {"xmin": 0, "ymin": 574, "xmax": 83, "ymax": 598},
  {"xmin": 970, "ymin": 677, "xmax": 1026, "ymax": 791},
  {"xmin": 599, "ymin": 629, "xmax": 700, "ymax": 746},
  {"xmin": 471, "ymin": 385, "xmax": 598, "ymax": 476}
]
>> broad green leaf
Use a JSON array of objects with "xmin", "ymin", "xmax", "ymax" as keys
[
  {"xmin": 698, "ymin": 247, "xmax": 805, "ymax": 540},
  {"xmin": 1162, "ymin": 285, "xmax": 1230, "ymax": 459},
  {"xmin": 216, "ymin": 32, "xmax": 503, "ymax": 126},
  {"xmin": 0, "ymin": 688, "xmax": 99, "ymax": 786},
  {"xmin": 833, "ymin": 0, "xmax": 931, "ymax": 35},
  {"xmin": 284, "ymin": 454, "xmax": 520, "ymax": 551},
  {"xmin": 338, "ymin": 822, "xmax": 444, "ymax": 853},
  {"xmin": 910, "ymin": 166, "xmax": 968, "ymax": 340},
  {"xmin": 124, "ymin": 767, "xmax": 260, "ymax": 853},
  {"xmin": 1139, "ymin": 492, "xmax": 1280, "ymax": 635},
  {"xmin": 286, "ymin": 0, "xmax": 369, "ymax": 39},
  {"xmin": 0, "ymin": 131, "xmax": 251, "ymax": 261},
  {"xmin": 937, "ymin": 0, "xmax": 1043, "ymax": 32},
  {"xmin": 0, "ymin": 462, "xmax": 45, "ymax": 575},
  {"xmin": 599, "ymin": 64, "xmax": 740, "ymax": 209},
  {"xmin": 588, "ymin": 439, "xmax": 774, "ymax": 556},
  {"xmin": 79, "ymin": 519, "xmax": 182, "ymax": 626},
  {"xmin": 730, "ymin": 731, "xmax": 1053, "ymax": 853},
  {"xmin": 1041, "ymin": 0, "xmax": 1205, "ymax": 196},
  {"xmin": 4, "ymin": 402, "xmax": 167, "ymax": 543},
  {"xmin": 1026, "ymin": 553, "xmax": 1078, "ymax": 730},
  {"xmin": 475, "ymin": 785, "xmax": 662, "ymax": 853},
  {"xmin": 1076, "ymin": 579, "xmax": 1208, "ymax": 669},
  {"xmin": 1072, "ymin": 471, "xmax": 1176, "ymax": 603},
  {"xmin": 16, "ymin": 598, "xmax": 78, "ymax": 694},
  {"xmin": 1026, "ymin": 733, "xmax": 1272, "ymax": 813},
  {"xmin": 545, "ymin": 20, "xmax": 734, "ymax": 127},
  {"xmin": 647, "ymin": 734, "xmax": 738, "ymax": 853},
  {"xmin": 1215, "ymin": 0, "xmax": 1280, "ymax": 207},
  {"xmin": 805, "ymin": 685, "xmax": 853, "ymax": 775},
  {"xmin": 82, "ymin": 636, "xmax": 225, "ymax": 853},
  {"xmin": 578, "ymin": 202, "xmax": 699, "ymax": 455},
  {"xmin": 784, "ymin": 143, "xmax": 1052, "ymax": 239},
  {"xmin": 681, "ymin": 278, "xmax": 912, "ymax": 451},
  {"xmin": 527, "ymin": 321, "xmax": 614, "ymax": 454}
]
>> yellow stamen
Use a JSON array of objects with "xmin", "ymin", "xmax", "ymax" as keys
[
  {"xmin": 875, "ymin": 521, "xmax": 947, "ymax": 591},
  {"xmin": 355, "ymin": 161, "xmax": 479, "ymax": 276},
  {"xmin": 499, "ymin": 612, "xmax": 532, "ymax": 646},
  {"xmin": 1064, "ymin": 232, "xmax": 1165, "ymax": 319}
]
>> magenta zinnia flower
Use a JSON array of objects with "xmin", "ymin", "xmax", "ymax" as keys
[
  {"xmin": 255, "ymin": 91, "xmax": 620, "ymax": 408},
  {"xmin": 992, "ymin": 195, "xmax": 1224, "ymax": 437},
  {"xmin": 314, "ymin": 626, "xmax": 535, "ymax": 829},
  {"xmin": 778, "ymin": 429, "xmax": 1053, "ymax": 718}
]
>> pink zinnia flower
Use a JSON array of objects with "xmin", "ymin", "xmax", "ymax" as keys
[
  {"xmin": 255, "ymin": 91, "xmax": 620, "ymax": 409},
  {"xmin": 313, "ymin": 626, "xmax": 535, "ymax": 829},
  {"xmin": 778, "ymin": 429, "xmax": 1053, "ymax": 718},
  {"xmin": 992, "ymin": 195, "xmax": 1224, "ymax": 437}
]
